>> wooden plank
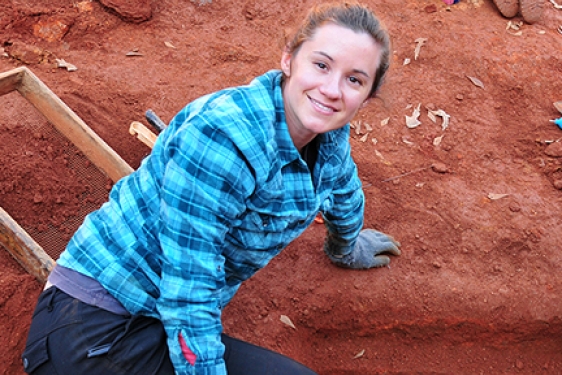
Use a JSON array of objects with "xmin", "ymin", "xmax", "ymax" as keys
[
  {"xmin": 16, "ymin": 67, "xmax": 134, "ymax": 182},
  {"xmin": 0, "ymin": 207, "xmax": 54, "ymax": 283},
  {"xmin": 0, "ymin": 66, "xmax": 24, "ymax": 96},
  {"xmin": 129, "ymin": 121, "xmax": 157, "ymax": 149}
]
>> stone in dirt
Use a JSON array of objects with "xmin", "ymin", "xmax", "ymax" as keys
[
  {"xmin": 544, "ymin": 142, "xmax": 562, "ymax": 158},
  {"xmin": 98, "ymin": 0, "xmax": 152, "ymax": 23}
]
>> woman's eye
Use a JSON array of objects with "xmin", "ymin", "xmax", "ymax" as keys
[
  {"xmin": 315, "ymin": 62, "xmax": 327, "ymax": 70},
  {"xmin": 349, "ymin": 76, "xmax": 363, "ymax": 85}
]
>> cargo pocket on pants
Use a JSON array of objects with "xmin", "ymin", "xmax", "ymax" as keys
[{"xmin": 22, "ymin": 336, "xmax": 49, "ymax": 374}]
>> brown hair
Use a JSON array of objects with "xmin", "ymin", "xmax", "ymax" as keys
[{"xmin": 285, "ymin": 2, "xmax": 391, "ymax": 98}]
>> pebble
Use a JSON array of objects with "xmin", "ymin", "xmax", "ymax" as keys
[
  {"xmin": 509, "ymin": 203, "xmax": 521, "ymax": 212},
  {"xmin": 544, "ymin": 142, "xmax": 562, "ymax": 157},
  {"xmin": 431, "ymin": 162, "xmax": 449, "ymax": 173},
  {"xmin": 98, "ymin": 0, "xmax": 152, "ymax": 23}
]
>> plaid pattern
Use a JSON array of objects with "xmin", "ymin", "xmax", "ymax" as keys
[{"xmin": 58, "ymin": 70, "xmax": 364, "ymax": 375}]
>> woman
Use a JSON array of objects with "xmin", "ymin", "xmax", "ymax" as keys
[{"xmin": 22, "ymin": 2, "xmax": 400, "ymax": 374}]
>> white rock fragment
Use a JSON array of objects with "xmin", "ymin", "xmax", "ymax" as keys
[
  {"xmin": 280, "ymin": 315, "xmax": 296, "ymax": 329},
  {"xmin": 406, "ymin": 103, "xmax": 422, "ymax": 129},
  {"xmin": 55, "ymin": 58, "xmax": 77, "ymax": 72}
]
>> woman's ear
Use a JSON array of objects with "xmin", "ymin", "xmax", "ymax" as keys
[{"xmin": 280, "ymin": 50, "xmax": 292, "ymax": 77}]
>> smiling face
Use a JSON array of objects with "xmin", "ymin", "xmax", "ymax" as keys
[{"xmin": 281, "ymin": 22, "xmax": 383, "ymax": 150}]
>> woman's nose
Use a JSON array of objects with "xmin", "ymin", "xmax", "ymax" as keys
[{"xmin": 319, "ymin": 74, "xmax": 342, "ymax": 99}]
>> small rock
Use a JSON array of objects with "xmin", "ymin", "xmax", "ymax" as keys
[
  {"xmin": 432, "ymin": 261, "xmax": 442, "ymax": 269},
  {"xmin": 5, "ymin": 41, "xmax": 47, "ymax": 64},
  {"xmin": 509, "ymin": 203, "xmax": 521, "ymax": 212},
  {"xmin": 544, "ymin": 142, "xmax": 562, "ymax": 157},
  {"xmin": 431, "ymin": 162, "xmax": 449, "ymax": 173},
  {"xmin": 516, "ymin": 359, "xmax": 524, "ymax": 369},
  {"xmin": 553, "ymin": 180, "xmax": 562, "ymax": 190},
  {"xmin": 424, "ymin": 4, "xmax": 437, "ymax": 13},
  {"xmin": 99, "ymin": 0, "xmax": 152, "ymax": 23},
  {"xmin": 455, "ymin": 94, "xmax": 464, "ymax": 101},
  {"xmin": 33, "ymin": 17, "xmax": 72, "ymax": 42},
  {"xmin": 33, "ymin": 193, "xmax": 43, "ymax": 204}
]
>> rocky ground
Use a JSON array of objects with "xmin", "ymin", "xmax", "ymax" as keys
[{"xmin": 0, "ymin": 0, "xmax": 562, "ymax": 374}]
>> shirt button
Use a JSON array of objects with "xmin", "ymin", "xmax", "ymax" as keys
[{"xmin": 23, "ymin": 358, "xmax": 29, "ymax": 369}]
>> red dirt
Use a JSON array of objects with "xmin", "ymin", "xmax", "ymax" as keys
[{"xmin": 1, "ymin": 0, "xmax": 562, "ymax": 374}]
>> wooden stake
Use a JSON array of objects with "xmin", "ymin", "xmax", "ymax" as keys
[{"xmin": 0, "ymin": 208, "xmax": 54, "ymax": 283}]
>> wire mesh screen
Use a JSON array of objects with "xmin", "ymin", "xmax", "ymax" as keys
[{"xmin": 0, "ymin": 90, "xmax": 112, "ymax": 261}]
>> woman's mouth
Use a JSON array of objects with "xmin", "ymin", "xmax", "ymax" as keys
[{"xmin": 309, "ymin": 97, "xmax": 337, "ymax": 114}]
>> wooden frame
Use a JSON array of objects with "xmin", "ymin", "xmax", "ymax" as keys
[
  {"xmin": 0, "ymin": 208, "xmax": 54, "ymax": 282},
  {"xmin": 0, "ymin": 66, "xmax": 134, "ymax": 282},
  {"xmin": 129, "ymin": 121, "xmax": 157, "ymax": 149}
]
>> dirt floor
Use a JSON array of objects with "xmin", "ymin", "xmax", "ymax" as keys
[{"xmin": 1, "ymin": 0, "xmax": 562, "ymax": 374}]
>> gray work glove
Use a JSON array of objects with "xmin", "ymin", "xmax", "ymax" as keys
[{"xmin": 325, "ymin": 229, "xmax": 401, "ymax": 269}]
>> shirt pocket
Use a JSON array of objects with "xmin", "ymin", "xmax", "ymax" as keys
[
  {"xmin": 246, "ymin": 211, "xmax": 298, "ymax": 233},
  {"xmin": 230, "ymin": 211, "xmax": 297, "ymax": 251}
]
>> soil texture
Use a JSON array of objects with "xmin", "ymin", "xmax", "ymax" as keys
[{"xmin": 0, "ymin": 0, "xmax": 562, "ymax": 374}]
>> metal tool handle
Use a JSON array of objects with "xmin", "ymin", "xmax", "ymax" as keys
[{"xmin": 145, "ymin": 109, "xmax": 168, "ymax": 134}]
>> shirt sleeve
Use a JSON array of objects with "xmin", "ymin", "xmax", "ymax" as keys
[
  {"xmin": 155, "ymin": 112, "xmax": 254, "ymax": 375},
  {"xmin": 322, "ymin": 137, "xmax": 365, "ymax": 257}
]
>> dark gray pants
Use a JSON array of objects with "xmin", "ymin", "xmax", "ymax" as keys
[{"xmin": 22, "ymin": 287, "xmax": 317, "ymax": 375}]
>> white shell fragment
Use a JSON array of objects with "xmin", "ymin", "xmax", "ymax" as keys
[
  {"xmin": 354, "ymin": 120, "xmax": 362, "ymax": 135},
  {"xmin": 488, "ymin": 193, "xmax": 509, "ymax": 200},
  {"xmin": 405, "ymin": 103, "xmax": 422, "ymax": 128},
  {"xmin": 126, "ymin": 49, "xmax": 143, "ymax": 56},
  {"xmin": 554, "ymin": 101, "xmax": 562, "ymax": 114},
  {"xmin": 164, "ymin": 41, "xmax": 176, "ymax": 49},
  {"xmin": 55, "ymin": 58, "xmax": 77, "ymax": 72},
  {"xmin": 353, "ymin": 349, "xmax": 365, "ymax": 359},
  {"xmin": 403, "ymin": 58, "xmax": 411, "ymax": 65},
  {"xmin": 280, "ymin": 315, "xmax": 296, "ymax": 329},
  {"xmin": 414, "ymin": 38, "xmax": 428, "ymax": 60},
  {"xmin": 381, "ymin": 117, "xmax": 390, "ymax": 126},
  {"xmin": 428, "ymin": 110, "xmax": 437, "ymax": 123},
  {"xmin": 467, "ymin": 75, "xmax": 484, "ymax": 89},
  {"xmin": 359, "ymin": 133, "xmax": 369, "ymax": 142},
  {"xmin": 428, "ymin": 109, "xmax": 451, "ymax": 131},
  {"xmin": 506, "ymin": 20, "xmax": 523, "ymax": 31},
  {"xmin": 433, "ymin": 134, "xmax": 444, "ymax": 146},
  {"xmin": 549, "ymin": 0, "xmax": 562, "ymax": 9},
  {"xmin": 402, "ymin": 137, "xmax": 415, "ymax": 146}
]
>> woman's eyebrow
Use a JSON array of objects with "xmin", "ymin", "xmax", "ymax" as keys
[{"xmin": 313, "ymin": 51, "xmax": 371, "ymax": 78}]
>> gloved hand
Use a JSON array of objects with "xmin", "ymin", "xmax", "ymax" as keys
[{"xmin": 326, "ymin": 229, "xmax": 401, "ymax": 269}]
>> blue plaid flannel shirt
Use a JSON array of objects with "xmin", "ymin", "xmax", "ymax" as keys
[{"xmin": 58, "ymin": 70, "xmax": 364, "ymax": 374}]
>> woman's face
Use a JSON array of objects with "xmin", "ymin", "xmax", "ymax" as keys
[{"xmin": 281, "ymin": 23, "xmax": 382, "ymax": 147}]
